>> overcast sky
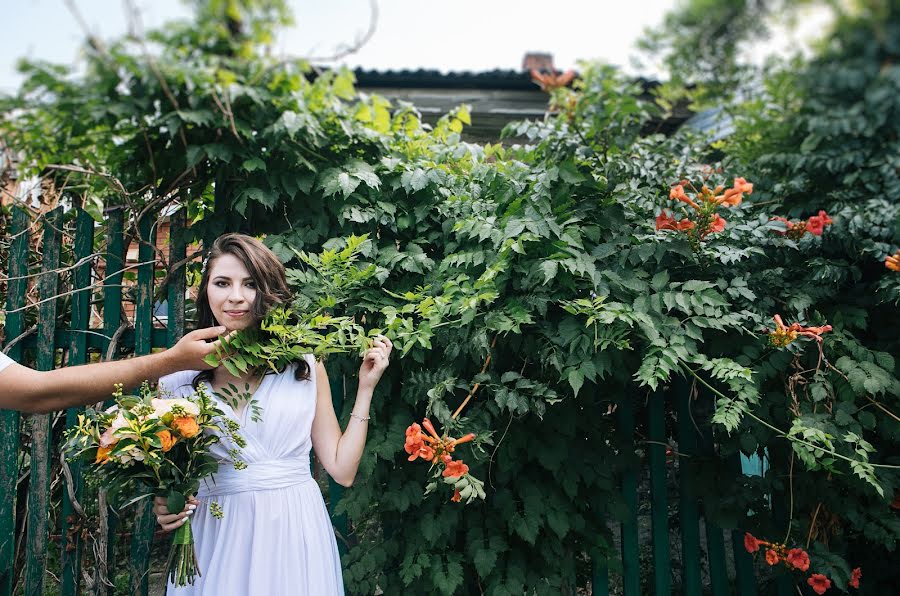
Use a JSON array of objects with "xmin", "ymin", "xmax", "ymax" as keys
[
  {"xmin": 1, "ymin": 0, "xmax": 682, "ymax": 93},
  {"xmin": 1, "ymin": 1, "xmax": 834, "ymax": 94}
]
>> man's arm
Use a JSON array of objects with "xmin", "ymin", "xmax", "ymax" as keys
[{"xmin": 0, "ymin": 326, "xmax": 226, "ymax": 414}]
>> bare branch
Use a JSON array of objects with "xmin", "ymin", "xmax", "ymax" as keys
[{"xmin": 303, "ymin": 0, "xmax": 379, "ymax": 63}]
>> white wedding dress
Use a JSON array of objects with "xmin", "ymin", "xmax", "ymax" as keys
[{"xmin": 160, "ymin": 355, "xmax": 344, "ymax": 595}]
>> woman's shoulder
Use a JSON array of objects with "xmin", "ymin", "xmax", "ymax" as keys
[
  {"xmin": 267, "ymin": 356, "xmax": 318, "ymax": 383},
  {"xmin": 158, "ymin": 370, "xmax": 200, "ymax": 396}
]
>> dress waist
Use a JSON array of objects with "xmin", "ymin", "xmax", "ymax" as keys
[{"xmin": 197, "ymin": 459, "xmax": 312, "ymax": 497}]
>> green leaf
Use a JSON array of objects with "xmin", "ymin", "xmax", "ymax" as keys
[
  {"xmin": 568, "ymin": 369, "xmax": 584, "ymax": 396},
  {"xmin": 165, "ymin": 490, "xmax": 186, "ymax": 515},
  {"xmin": 541, "ymin": 260, "xmax": 559, "ymax": 284},
  {"xmin": 401, "ymin": 168, "xmax": 429, "ymax": 192},
  {"xmin": 242, "ymin": 158, "xmax": 266, "ymax": 172}
]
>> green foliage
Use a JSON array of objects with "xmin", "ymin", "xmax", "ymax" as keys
[{"xmin": 3, "ymin": 0, "xmax": 899, "ymax": 592}]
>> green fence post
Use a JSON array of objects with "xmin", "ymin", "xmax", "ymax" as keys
[
  {"xmin": 329, "ymin": 369, "xmax": 349, "ymax": 556},
  {"xmin": 24, "ymin": 206, "xmax": 63, "ymax": 596},
  {"xmin": 591, "ymin": 555, "xmax": 609, "ymax": 596},
  {"xmin": 99, "ymin": 208, "xmax": 125, "ymax": 593},
  {"xmin": 675, "ymin": 378, "xmax": 702, "ymax": 596},
  {"xmin": 696, "ymin": 418, "xmax": 731, "ymax": 596},
  {"xmin": 731, "ymin": 454, "xmax": 758, "ymax": 596},
  {"xmin": 616, "ymin": 395, "xmax": 640, "ymax": 596},
  {"xmin": 732, "ymin": 529, "xmax": 758, "ymax": 596},
  {"xmin": 1, "ymin": 207, "xmax": 30, "ymax": 594},
  {"xmin": 705, "ymin": 522, "xmax": 730, "ymax": 596},
  {"xmin": 648, "ymin": 389, "xmax": 671, "ymax": 596},
  {"xmin": 167, "ymin": 210, "xmax": 187, "ymax": 345},
  {"xmin": 61, "ymin": 208, "xmax": 95, "ymax": 596},
  {"xmin": 129, "ymin": 216, "xmax": 157, "ymax": 596}
]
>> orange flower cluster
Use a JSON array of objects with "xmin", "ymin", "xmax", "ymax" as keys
[
  {"xmin": 771, "ymin": 210, "xmax": 833, "ymax": 239},
  {"xmin": 530, "ymin": 68, "xmax": 576, "ymax": 92},
  {"xmin": 744, "ymin": 533, "xmax": 859, "ymax": 593},
  {"xmin": 769, "ymin": 314, "xmax": 832, "ymax": 347},
  {"xmin": 405, "ymin": 418, "xmax": 476, "ymax": 502},
  {"xmin": 657, "ymin": 177, "xmax": 753, "ymax": 239},
  {"xmin": 886, "ymin": 250, "xmax": 900, "ymax": 272}
]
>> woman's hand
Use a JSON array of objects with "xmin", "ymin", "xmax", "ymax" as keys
[
  {"xmin": 152, "ymin": 495, "xmax": 199, "ymax": 532},
  {"xmin": 358, "ymin": 335, "xmax": 392, "ymax": 392}
]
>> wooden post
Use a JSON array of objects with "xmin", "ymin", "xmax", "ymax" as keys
[
  {"xmin": 128, "ymin": 215, "xmax": 157, "ymax": 596},
  {"xmin": 648, "ymin": 389, "xmax": 671, "ymax": 595},
  {"xmin": 616, "ymin": 395, "xmax": 640, "ymax": 596},
  {"xmin": 24, "ymin": 207, "xmax": 63, "ymax": 596},
  {"xmin": 97, "ymin": 208, "xmax": 125, "ymax": 595},
  {"xmin": 61, "ymin": 208, "xmax": 95, "ymax": 596},
  {"xmin": 675, "ymin": 378, "xmax": 702, "ymax": 595},
  {"xmin": 1, "ymin": 207, "xmax": 30, "ymax": 594}
]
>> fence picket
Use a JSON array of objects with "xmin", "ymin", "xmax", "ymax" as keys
[
  {"xmin": 1, "ymin": 207, "xmax": 30, "ymax": 594},
  {"xmin": 676, "ymin": 378, "xmax": 702, "ymax": 595},
  {"xmin": 60, "ymin": 208, "xmax": 95, "ymax": 596},
  {"xmin": 129, "ymin": 215, "xmax": 157, "ymax": 596},
  {"xmin": 98, "ymin": 208, "xmax": 125, "ymax": 595},
  {"xmin": 24, "ymin": 206, "xmax": 63, "ymax": 596},
  {"xmin": 648, "ymin": 389, "xmax": 671, "ymax": 595},
  {"xmin": 328, "ymin": 370, "xmax": 349, "ymax": 556},
  {"xmin": 616, "ymin": 395, "xmax": 640, "ymax": 596}
]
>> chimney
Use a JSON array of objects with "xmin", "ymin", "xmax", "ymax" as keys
[{"xmin": 522, "ymin": 52, "xmax": 554, "ymax": 73}]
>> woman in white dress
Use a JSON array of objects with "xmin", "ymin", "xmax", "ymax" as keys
[{"xmin": 152, "ymin": 233, "xmax": 391, "ymax": 595}]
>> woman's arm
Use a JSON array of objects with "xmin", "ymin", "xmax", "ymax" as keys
[
  {"xmin": 311, "ymin": 337, "xmax": 392, "ymax": 487},
  {"xmin": 0, "ymin": 326, "xmax": 226, "ymax": 414}
]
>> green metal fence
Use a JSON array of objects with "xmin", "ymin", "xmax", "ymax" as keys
[{"xmin": 1, "ymin": 206, "xmax": 763, "ymax": 595}]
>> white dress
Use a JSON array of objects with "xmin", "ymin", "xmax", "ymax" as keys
[{"xmin": 160, "ymin": 355, "xmax": 344, "ymax": 595}]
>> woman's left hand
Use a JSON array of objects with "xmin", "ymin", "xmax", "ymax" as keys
[{"xmin": 359, "ymin": 335, "xmax": 392, "ymax": 391}]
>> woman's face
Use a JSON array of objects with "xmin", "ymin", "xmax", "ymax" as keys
[{"xmin": 205, "ymin": 253, "xmax": 257, "ymax": 332}]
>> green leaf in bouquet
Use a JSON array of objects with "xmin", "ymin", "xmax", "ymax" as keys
[{"xmin": 166, "ymin": 490, "xmax": 187, "ymax": 514}]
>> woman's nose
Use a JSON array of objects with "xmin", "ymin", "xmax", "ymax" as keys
[{"xmin": 228, "ymin": 286, "xmax": 247, "ymax": 303}]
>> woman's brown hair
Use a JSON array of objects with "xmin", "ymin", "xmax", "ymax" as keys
[{"xmin": 192, "ymin": 233, "xmax": 310, "ymax": 388}]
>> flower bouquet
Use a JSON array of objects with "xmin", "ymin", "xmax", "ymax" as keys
[{"xmin": 64, "ymin": 382, "xmax": 246, "ymax": 586}]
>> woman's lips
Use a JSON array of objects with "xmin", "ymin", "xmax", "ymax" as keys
[{"xmin": 224, "ymin": 310, "xmax": 248, "ymax": 317}]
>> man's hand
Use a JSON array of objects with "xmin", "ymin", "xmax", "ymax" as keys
[{"xmin": 163, "ymin": 326, "xmax": 227, "ymax": 372}]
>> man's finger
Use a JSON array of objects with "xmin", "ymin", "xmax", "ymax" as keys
[
  {"xmin": 206, "ymin": 330, "xmax": 238, "ymax": 354},
  {"xmin": 187, "ymin": 326, "xmax": 227, "ymax": 341}
]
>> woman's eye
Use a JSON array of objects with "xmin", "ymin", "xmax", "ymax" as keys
[
  {"xmin": 245, "ymin": 282, "xmax": 256, "ymax": 289},
  {"xmin": 214, "ymin": 281, "xmax": 229, "ymax": 288}
]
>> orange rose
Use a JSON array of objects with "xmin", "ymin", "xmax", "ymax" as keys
[
  {"xmin": 156, "ymin": 430, "xmax": 177, "ymax": 452},
  {"xmin": 95, "ymin": 446, "xmax": 112, "ymax": 464},
  {"xmin": 171, "ymin": 416, "xmax": 201, "ymax": 439}
]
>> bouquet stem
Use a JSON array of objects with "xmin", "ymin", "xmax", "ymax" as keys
[{"xmin": 166, "ymin": 518, "xmax": 200, "ymax": 586}]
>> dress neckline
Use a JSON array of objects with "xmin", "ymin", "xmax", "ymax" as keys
[{"xmin": 204, "ymin": 373, "xmax": 270, "ymax": 427}]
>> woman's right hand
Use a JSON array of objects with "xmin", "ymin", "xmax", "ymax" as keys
[{"xmin": 152, "ymin": 495, "xmax": 198, "ymax": 532}]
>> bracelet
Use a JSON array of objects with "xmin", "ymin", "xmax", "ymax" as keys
[{"xmin": 350, "ymin": 412, "xmax": 370, "ymax": 422}]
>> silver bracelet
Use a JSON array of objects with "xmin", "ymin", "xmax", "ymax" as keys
[{"xmin": 350, "ymin": 412, "xmax": 370, "ymax": 422}]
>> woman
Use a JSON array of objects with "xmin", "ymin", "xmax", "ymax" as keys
[{"xmin": 153, "ymin": 233, "xmax": 391, "ymax": 595}]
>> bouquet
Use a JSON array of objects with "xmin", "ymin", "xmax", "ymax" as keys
[{"xmin": 64, "ymin": 382, "xmax": 246, "ymax": 586}]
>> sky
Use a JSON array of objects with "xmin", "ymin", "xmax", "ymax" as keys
[
  {"xmin": 1, "ymin": 1, "xmax": 835, "ymax": 95},
  {"xmin": 1, "ymin": 0, "xmax": 681, "ymax": 93}
]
